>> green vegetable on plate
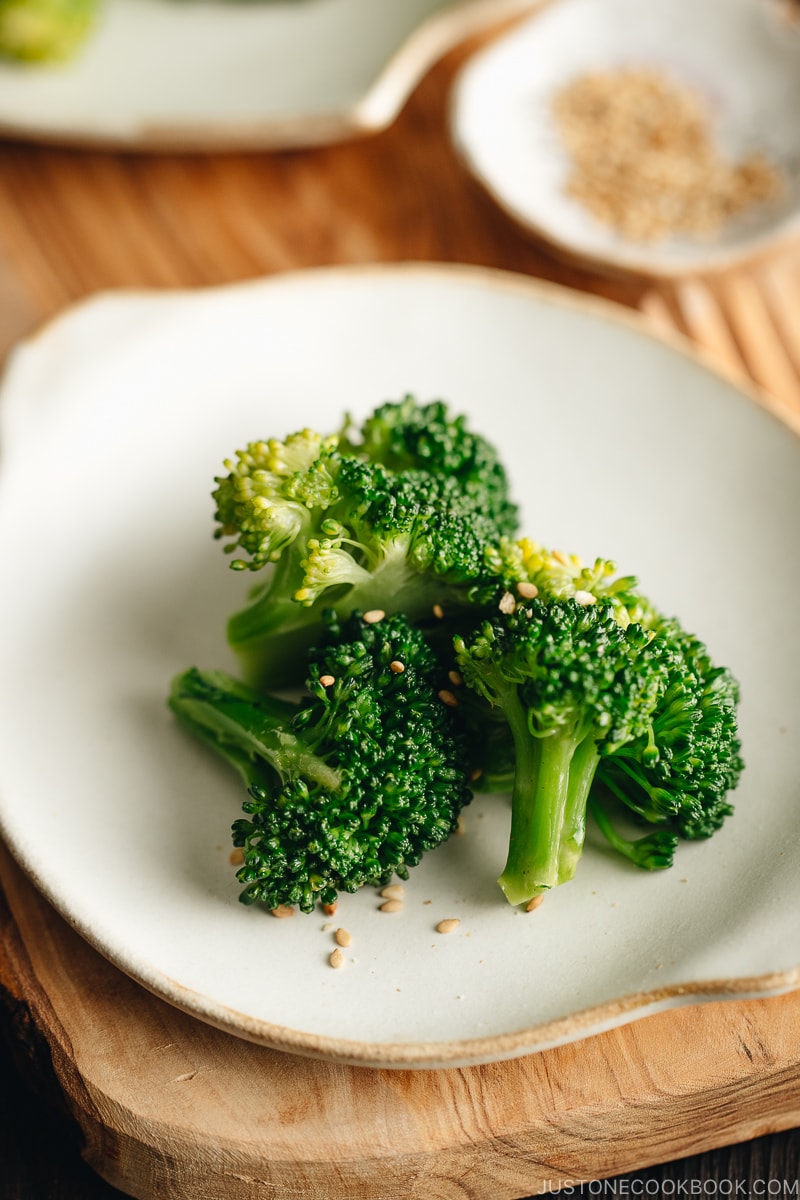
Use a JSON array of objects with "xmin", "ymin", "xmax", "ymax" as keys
[
  {"xmin": 170, "ymin": 395, "xmax": 744, "ymax": 912},
  {"xmin": 170, "ymin": 610, "xmax": 472, "ymax": 913},
  {"xmin": 0, "ymin": 0, "xmax": 99, "ymax": 62}
]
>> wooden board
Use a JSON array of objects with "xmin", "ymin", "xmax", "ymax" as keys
[
  {"xmin": 2, "ymin": 838, "xmax": 800, "ymax": 1200},
  {"xmin": 639, "ymin": 256, "xmax": 800, "ymax": 435}
]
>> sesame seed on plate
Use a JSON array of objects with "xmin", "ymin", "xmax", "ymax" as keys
[
  {"xmin": 435, "ymin": 918, "xmax": 460, "ymax": 934},
  {"xmin": 380, "ymin": 884, "xmax": 405, "ymax": 901}
]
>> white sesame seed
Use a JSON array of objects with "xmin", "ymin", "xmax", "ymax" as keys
[
  {"xmin": 435, "ymin": 918, "xmax": 460, "ymax": 934},
  {"xmin": 432, "ymin": 603, "xmax": 444, "ymax": 619},
  {"xmin": 335, "ymin": 928, "xmax": 353, "ymax": 948},
  {"xmin": 363, "ymin": 609, "xmax": 385, "ymax": 624},
  {"xmin": 319, "ymin": 674, "xmax": 335, "ymax": 687},
  {"xmin": 517, "ymin": 581, "xmax": 539, "ymax": 599},
  {"xmin": 574, "ymin": 590, "xmax": 597, "ymax": 606},
  {"xmin": 379, "ymin": 899, "xmax": 403, "ymax": 913},
  {"xmin": 448, "ymin": 670, "xmax": 463, "ymax": 686},
  {"xmin": 329, "ymin": 948, "xmax": 345, "ymax": 969},
  {"xmin": 438, "ymin": 689, "xmax": 458, "ymax": 708},
  {"xmin": 498, "ymin": 591, "xmax": 516, "ymax": 615},
  {"xmin": 526, "ymin": 895, "xmax": 545, "ymax": 912},
  {"xmin": 389, "ymin": 660, "xmax": 405, "ymax": 674},
  {"xmin": 270, "ymin": 905, "xmax": 295, "ymax": 919},
  {"xmin": 380, "ymin": 884, "xmax": 405, "ymax": 901}
]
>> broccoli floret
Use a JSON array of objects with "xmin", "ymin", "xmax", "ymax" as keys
[
  {"xmin": 487, "ymin": 537, "xmax": 646, "ymax": 626},
  {"xmin": 169, "ymin": 612, "xmax": 472, "ymax": 913},
  {"xmin": 594, "ymin": 613, "xmax": 743, "ymax": 845},
  {"xmin": 339, "ymin": 395, "xmax": 518, "ymax": 534},
  {"xmin": 0, "ymin": 0, "xmax": 99, "ymax": 61},
  {"xmin": 454, "ymin": 597, "xmax": 669, "ymax": 906},
  {"xmin": 456, "ymin": 580, "xmax": 743, "ymax": 897},
  {"xmin": 213, "ymin": 398, "xmax": 517, "ymax": 688}
]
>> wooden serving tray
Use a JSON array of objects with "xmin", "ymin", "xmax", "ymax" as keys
[{"xmin": 2, "ymin": 835, "xmax": 800, "ymax": 1200}]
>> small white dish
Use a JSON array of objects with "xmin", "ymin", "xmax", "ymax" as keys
[
  {"xmin": 0, "ymin": 263, "xmax": 799, "ymax": 1069},
  {"xmin": 0, "ymin": 0, "xmax": 536, "ymax": 151},
  {"xmin": 451, "ymin": 0, "xmax": 800, "ymax": 279}
]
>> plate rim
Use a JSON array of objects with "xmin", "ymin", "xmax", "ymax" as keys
[
  {"xmin": 1, "ymin": 259, "xmax": 799, "ymax": 1068},
  {"xmin": 0, "ymin": 0, "xmax": 538, "ymax": 152}
]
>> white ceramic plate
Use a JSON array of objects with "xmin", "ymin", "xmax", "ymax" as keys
[
  {"xmin": 451, "ymin": 0, "xmax": 800, "ymax": 279},
  {"xmin": 0, "ymin": 263, "xmax": 798, "ymax": 1069},
  {"xmin": 0, "ymin": 0, "xmax": 535, "ymax": 151}
]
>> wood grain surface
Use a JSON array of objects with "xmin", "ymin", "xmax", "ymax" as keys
[
  {"xmin": 0, "ymin": 26, "xmax": 641, "ymax": 363},
  {"xmin": 0, "ymin": 22, "xmax": 799, "ymax": 1200},
  {"xmin": 640, "ymin": 256, "xmax": 800, "ymax": 434},
  {"xmin": 3, "ymin": 840, "xmax": 800, "ymax": 1200}
]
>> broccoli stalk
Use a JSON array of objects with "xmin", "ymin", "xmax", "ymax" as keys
[
  {"xmin": 454, "ymin": 597, "xmax": 669, "ymax": 906},
  {"xmin": 213, "ymin": 398, "xmax": 518, "ymax": 689},
  {"xmin": 169, "ymin": 611, "xmax": 472, "ymax": 913},
  {"xmin": 499, "ymin": 703, "xmax": 602, "ymax": 902},
  {"xmin": 167, "ymin": 671, "xmax": 337, "ymax": 796},
  {"xmin": 587, "ymin": 793, "xmax": 679, "ymax": 870}
]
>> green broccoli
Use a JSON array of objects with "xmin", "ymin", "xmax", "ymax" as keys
[
  {"xmin": 586, "ymin": 792, "xmax": 680, "ymax": 871},
  {"xmin": 213, "ymin": 397, "xmax": 518, "ymax": 688},
  {"xmin": 454, "ymin": 584, "xmax": 743, "ymax": 905},
  {"xmin": 454, "ymin": 597, "xmax": 670, "ymax": 906},
  {"xmin": 0, "ymin": 0, "xmax": 99, "ymax": 61},
  {"xmin": 486, "ymin": 536, "xmax": 647, "ymax": 627},
  {"xmin": 593, "ymin": 612, "xmax": 743, "ymax": 846},
  {"xmin": 339, "ymin": 395, "xmax": 518, "ymax": 534},
  {"xmin": 169, "ymin": 611, "xmax": 472, "ymax": 913}
]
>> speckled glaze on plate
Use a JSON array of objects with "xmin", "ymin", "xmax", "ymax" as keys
[
  {"xmin": 0, "ymin": 263, "xmax": 798, "ymax": 1068},
  {"xmin": 0, "ymin": 0, "xmax": 536, "ymax": 151},
  {"xmin": 450, "ymin": 0, "xmax": 800, "ymax": 279}
]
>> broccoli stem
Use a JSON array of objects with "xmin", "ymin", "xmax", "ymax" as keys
[
  {"xmin": 228, "ymin": 595, "xmax": 330, "ymax": 689},
  {"xmin": 169, "ymin": 669, "xmax": 341, "ymax": 792},
  {"xmin": 227, "ymin": 546, "xmax": 471, "ymax": 688},
  {"xmin": 558, "ymin": 735, "xmax": 601, "ymax": 882},
  {"xmin": 497, "ymin": 696, "xmax": 600, "ymax": 906},
  {"xmin": 588, "ymin": 793, "xmax": 678, "ymax": 870}
]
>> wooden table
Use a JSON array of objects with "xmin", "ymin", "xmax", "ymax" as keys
[{"xmin": 1, "ymin": 26, "xmax": 799, "ymax": 1200}]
